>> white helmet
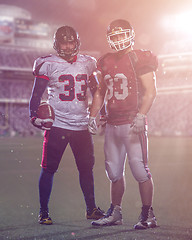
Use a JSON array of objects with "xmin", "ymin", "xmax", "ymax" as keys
[{"xmin": 107, "ymin": 19, "xmax": 135, "ymax": 51}]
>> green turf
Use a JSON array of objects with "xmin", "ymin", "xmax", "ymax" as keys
[{"xmin": 0, "ymin": 135, "xmax": 192, "ymax": 240}]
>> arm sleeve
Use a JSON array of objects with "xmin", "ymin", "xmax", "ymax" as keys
[
  {"xmin": 130, "ymin": 50, "xmax": 158, "ymax": 76},
  {"xmin": 29, "ymin": 77, "xmax": 48, "ymax": 118}
]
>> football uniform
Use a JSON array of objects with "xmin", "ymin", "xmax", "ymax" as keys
[
  {"xmin": 33, "ymin": 54, "xmax": 97, "ymax": 131},
  {"xmin": 98, "ymin": 49, "xmax": 158, "ymax": 182},
  {"xmin": 97, "ymin": 49, "xmax": 158, "ymax": 125},
  {"xmin": 90, "ymin": 19, "xmax": 158, "ymax": 229},
  {"xmin": 31, "ymin": 53, "xmax": 98, "ymax": 213},
  {"xmin": 30, "ymin": 25, "xmax": 105, "ymax": 223}
]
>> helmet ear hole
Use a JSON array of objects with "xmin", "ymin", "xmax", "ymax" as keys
[
  {"xmin": 107, "ymin": 19, "xmax": 135, "ymax": 51},
  {"xmin": 53, "ymin": 26, "xmax": 80, "ymax": 58}
]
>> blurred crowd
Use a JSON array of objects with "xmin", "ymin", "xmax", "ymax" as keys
[{"xmin": 0, "ymin": 47, "xmax": 192, "ymax": 137}]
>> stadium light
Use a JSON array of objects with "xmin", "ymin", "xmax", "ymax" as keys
[{"xmin": 161, "ymin": 11, "xmax": 192, "ymax": 35}]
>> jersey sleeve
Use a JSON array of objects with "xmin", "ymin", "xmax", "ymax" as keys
[
  {"xmin": 86, "ymin": 55, "xmax": 98, "ymax": 95},
  {"xmin": 83, "ymin": 55, "xmax": 97, "ymax": 76},
  {"xmin": 30, "ymin": 56, "xmax": 50, "ymax": 118},
  {"xmin": 97, "ymin": 53, "xmax": 112, "ymax": 75},
  {"xmin": 97, "ymin": 56, "xmax": 103, "ymax": 73},
  {"xmin": 130, "ymin": 50, "xmax": 158, "ymax": 76},
  {"xmin": 33, "ymin": 56, "xmax": 50, "ymax": 80},
  {"xmin": 88, "ymin": 74, "xmax": 98, "ymax": 96}
]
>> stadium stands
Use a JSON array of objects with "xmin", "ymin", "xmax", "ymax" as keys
[
  {"xmin": 1, "ymin": 2, "xmax": 192, "ymax": 137},
  {"xmin": 0, "ymin": 44, "xmax": 50, "ymax": 136},
  {"xmin": 148, "ymin": 92, "xmax": 192, "ymax": 136},
  {"xmin": 1, "ymin": 44, "xmax": 192, "ymax": 136}
]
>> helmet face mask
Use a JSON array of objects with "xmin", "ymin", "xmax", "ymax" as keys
[
  {"xmin": 53, "ymin": 26, "xmax": 80, "ymax": 59},
  {"xmin": 107, "ymin": 19, "xmax": 135, "ymax": 51}
]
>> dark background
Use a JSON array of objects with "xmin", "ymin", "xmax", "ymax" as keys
[{"xmin": 2, "ymin": 0, "xmax": 192, "ymax": 55}]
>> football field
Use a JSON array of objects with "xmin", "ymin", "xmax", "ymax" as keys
[{"xmin": 0, "ymin": 135, "xmax": 192, "ymax": 240}]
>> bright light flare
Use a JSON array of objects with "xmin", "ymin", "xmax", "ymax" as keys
[{"xmin": 161, "ymin": 11, "xmax": 192, "ymax": 35}]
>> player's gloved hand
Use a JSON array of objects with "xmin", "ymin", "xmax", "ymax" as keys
[
  {"xmin": 30, "ymin": 117, "xmax": 52, "ymax": 131},
  {"xmin": 130, "ymin": 113, "xmax": 147, "ymax": 134},
  {"xmin": 88, "ymin": 116, "xmax": 97, "ymax": 135},
  {"xmin": 97, "ymin": 115, "xmax": 107, "ymax": 136}
]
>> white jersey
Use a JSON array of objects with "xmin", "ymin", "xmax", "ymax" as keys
[{"xmin": 33, "ymin": 54, "xmax": 97, "ymax": 130}]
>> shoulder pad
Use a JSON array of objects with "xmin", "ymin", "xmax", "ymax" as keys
[
  {"xmin": 83, "ymin": 54, "xmax": 96, "ymax": 62},
  {"xmin": 97, "ymin": 53, "xmax": 113, "ymax": 64},
  {"xmin": 129, "ymin": 50, "xmax": 158, "ymax": 76},
  {"xmin": 78, "ymin": 54, "xmax": 96, "ymax": 65},
  {"xmin": 78, "ymin": 54, "xmax": 97, "ymax": 75},
  {"xmin": 97, "ymin": 53, "xmax": 114, "ymax": 72},
  {"xmin": 33, "ymin": 55, "xmax": 52, "ymax": 76}
]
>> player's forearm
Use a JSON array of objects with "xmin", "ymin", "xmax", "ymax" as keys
[
  {"xmin": 90, "ymin": 91, "xmax": 105, "ymax": 118},
  {"xmin": 139, "ymin": 88, "xmax": 156, "ymax": 115},
  {"xmin": 138, "ymin": 71, "xmax": 157, "ymax": 115},
  {"xmin": 29, "ymin": 77, "xmax": 48, "ymax": 118}
]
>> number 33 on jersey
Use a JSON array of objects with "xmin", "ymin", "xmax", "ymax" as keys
[
  {"xmin": 97, "ymin": 49, "xmax": 158, "ymax": 125},
  {"xmin": 33, "ymin": 54, "xmax": 97, "ymax": 130}
]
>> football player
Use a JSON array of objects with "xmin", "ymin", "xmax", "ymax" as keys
[
  {"xmin": 29, "ymin": 26, "xmax": 104, "ymax": 225},
  {"xmin": 88, "ymin": 19, "xmax": 158, "ymax": 229}
]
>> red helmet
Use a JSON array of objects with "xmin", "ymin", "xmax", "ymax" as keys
[
  {"xmin": 53, "ymin": 26, "xmax": 80, "ymax": 58},
  {"xmin": 107, "ymin": 19, "xmax": 135, "ymax": 51}
]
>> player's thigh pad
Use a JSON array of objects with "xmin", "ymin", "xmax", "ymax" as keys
[{"xmin": 104, "ymin": 124, "xmax": 127, "ymax": 182}]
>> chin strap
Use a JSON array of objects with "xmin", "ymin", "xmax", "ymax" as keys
[{"xmin": 59, "ymin": 54, "xmax": 77, "ymax": 63}]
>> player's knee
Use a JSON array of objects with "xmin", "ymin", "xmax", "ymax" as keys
[
  {"xmin": 107, "ymin": 173, "xmax": 123, "ymax": 182},
  {"xmin": 42, "ymin": 165, "xmax": 58, "ymax": 174},
  {"xmin": 106, "ymin": 167, "xmax": 124, "ymax": 182},
  {"xmin": 129, "ymin": 160, "xmax": 152, "ymax": 182},
  {"xmin": 132, "ymin": 166, "xmax": 152, "ymax": 182},
  {"xmin": 77, "ymin": 161, "xmax": 94, "ymax": 174},
  {"xmin": 79, "ymin": 168, "xmax": 93, "ymax": 178},
  {"xmin": 134, "ymin": 172, "xmax": 151, "ymax": 183}
]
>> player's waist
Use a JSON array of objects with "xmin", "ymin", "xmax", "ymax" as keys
[{"xmin": 107, "ymin": 111, "xmax": 137, "ymax": 125}]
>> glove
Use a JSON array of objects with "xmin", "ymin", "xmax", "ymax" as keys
[
  {"xmin": 130, "ymin": 113, "xmax": 147, "ymax": 134},
  {"xmin": 88, "ymin": 116, "xmax": 97, "ymax": 135},
  {"xmin": 97, "ymin": 115, "xmax": 107, "ymax": 136},
  {"xmin": 30, "ymin": 117, "xmax": 53, "ymax": 131}
]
